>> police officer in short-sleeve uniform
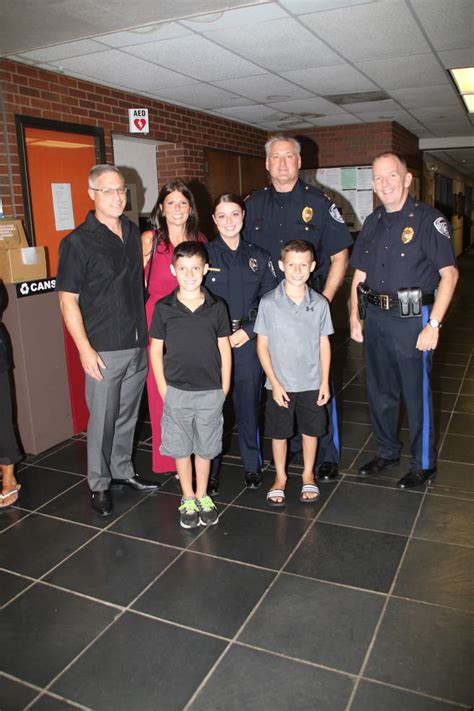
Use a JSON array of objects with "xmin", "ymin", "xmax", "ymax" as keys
[
  {"xmin": 243, "ymin": 135, "xmax": 353, "ymax": 480},
  {"xmin": 206, "ymin": 194, "xmax": 277, "ymax": 493},
  {"xmin": 350, "ymin": 152, "xmax": 458, "ymax": 489}
]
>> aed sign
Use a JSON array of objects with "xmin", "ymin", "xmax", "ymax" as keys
[
  {"xmin": 128, "ymin": 108, "xmax": 149, "ymax": 134},
  {"xmin": 16, "ymin": 278, "xmax": 56, "ymax": 298}
]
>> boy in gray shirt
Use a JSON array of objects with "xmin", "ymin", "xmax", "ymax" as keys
[{"xmin": 255, "ymin": 240, "xmax": 333, "ymax": 506}]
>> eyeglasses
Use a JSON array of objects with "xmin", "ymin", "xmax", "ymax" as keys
[{"xmin": 90, "ymin": 187, "xmax": 128, "ymax": 196}]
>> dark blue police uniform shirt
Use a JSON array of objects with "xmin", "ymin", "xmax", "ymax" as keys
[
  {"xmin": 205, "ymin": 235, "xmax": 277, "ymax": 339},
  {"xmin": 351, "ymin": 195, "xmax": 457, "ymax": 294},
  {"xmin": 243, "ymin": 179, "xmax": 353, "ymax": 282}
]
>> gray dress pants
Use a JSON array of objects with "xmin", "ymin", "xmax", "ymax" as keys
[{"xmin": 85, "ymin": 347, "xmax": 147, "ymax": 491}]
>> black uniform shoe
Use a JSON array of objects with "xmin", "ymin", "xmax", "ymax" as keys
[
  {"xmin": 318, "ymin": 462, "xmax": 339, "ymax": 480},
  {"xmin": 358, "ymin": 456, "xmax": 400, "ymax": 477},
  {"xmin": 90, "ymin": 490, "xmax": 112, "ymax": 516},
  {"xmin": 397, "ymin": 468, "xmax": 436, "ymax": 489},
  {"xmin": 111, "ymin": 476, "xmax": 160, "ymax": 492},
  {"xmin": 208, "ymin": 475, "xmax": 220, "ymax": 497},
  {"xmin": 245, "ymin": 471, "xmax": 263, "ymax": 489}
]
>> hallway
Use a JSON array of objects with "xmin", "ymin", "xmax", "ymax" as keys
[{"xmin": 1, "ymin": 253, "xmax": 473, "ymax": 711}]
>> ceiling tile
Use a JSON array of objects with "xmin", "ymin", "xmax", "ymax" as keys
[
  {"xmin": 279, "ymin": 0, "xmax": 374, "ymax": 12},
  {"xmin": 15, "ymin": 39, "xmax": 106, "ymax": 62},
  {"xmin": 281, "ymin": 64, "xmax": 378, "ymax": 95},
  {"xmin": 301, "ymin": 0, "xmax": 430, "ymax": 61},
  {"xmin": 214, "ymin": 104, "xmax": 288, "ymax": 122},
  {"xmin": 268, "ymin": 96, "xmax": 347, "ymax": 115},
  {"xmin": 181, "ymin": 3, "xmax": 287, "ymax": 30},
  {"xmin": 148, "ymin": 83, "xmax": 255, "ymax": 110},
  {"xmin": 95, "ymin": 23, "xmax": 191, "ymax": 47},
  {"xmin": 202, "ymin": 17, "xmax": 343, "ymax": 72},
  {"xmin": 211, "ymin": 74, "xmax": 314, "ymax": 102},
  {"xmin": 389, "ymin": 85, "xmax": 459, "ymax": 109},
  {"xmin": 48, "ymin": 49, "xmax": 192, "ymax": 91},
  {"xmin": 124, "ymin": 34, "xmax": 262, "ymax": 81},
  {"xmin": 355, "ymin": 54, "xmax": 449, "ymax": 90},
  {"xmin": 342, "ymin": 99, "xmax": 400, "ymax": 113},
  {"xmin": 411, "ymin": 0, "xmax": 474, "ymax": 51},
  {"xmin": 438, "ymin": 48, "xmax": 474, "ymax": 69}
]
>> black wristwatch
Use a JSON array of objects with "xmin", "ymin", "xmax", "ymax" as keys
[{"xmin": 428, "ymin": 318, "xmax": 442, "ymax": 329}]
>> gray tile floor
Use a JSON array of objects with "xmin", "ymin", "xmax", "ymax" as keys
[{"xmin": 1, "ymin": 252, "xmax": 473, "ymax": 710}]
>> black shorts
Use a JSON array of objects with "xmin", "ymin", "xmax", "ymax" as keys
[{"xmin": 265, "ymin": 389, "xmax": 328, "ymax": 440}]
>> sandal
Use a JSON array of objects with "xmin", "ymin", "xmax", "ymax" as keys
[
  {"xmin": 0, "ymin": 484, "xmax": 21, "ymax": 510},
  {"xmin": 300, "ymin": 483, "xmax": 320, "ymax": 503},
  {"xmin": 266, "ymin": 488, "xmax": 286, "ymax": 508}
]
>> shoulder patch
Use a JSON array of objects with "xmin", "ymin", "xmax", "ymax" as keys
[
  {"xmin": 434, "ymin": 217, "xmax": 450, "ymax": 238},
  {"xmin": 329, "ymin": 203, "xmax": 344, "ymax": 223}
]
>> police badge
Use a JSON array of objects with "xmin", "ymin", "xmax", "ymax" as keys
[
  {"xmin": 302, "ymin": 206, "xmax": 313, "ymax": 223},
  {"xmin": 401, "ymin": 227, "xmax": 414, "ymax": 244},
  {"xmin": 249, "ymin": 257, "xmax": 258, "ymax": 272}
]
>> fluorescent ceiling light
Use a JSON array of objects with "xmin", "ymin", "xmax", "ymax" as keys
[{"xmin": 449, "ymin": 67, "xmax": 474, "ymax": 113}]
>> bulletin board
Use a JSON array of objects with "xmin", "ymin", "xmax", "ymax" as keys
[
  {"xmin": 301, "ymin": 166, "xmax": 374, "ymax": 232},
  {"xmin": 302, "ymin": 164, "xmax": 422, "ymax": 232}
]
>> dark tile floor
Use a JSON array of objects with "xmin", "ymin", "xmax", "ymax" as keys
[{"xmin": 1, "ymin": 252, "xmax": 473, "ymax": 711}]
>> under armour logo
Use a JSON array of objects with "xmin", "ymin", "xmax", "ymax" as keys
[{"xmin": 306, "ymin": 306, "xmax": 314, "ymax": 312}]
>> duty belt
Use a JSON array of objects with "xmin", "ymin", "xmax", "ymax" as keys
[
  {"xmin": 231, "ymin": 308, "xmax": 258, "ymax": 332},
  {"xmin": 365, "ymin": 287, "xmax": 435, "ymax": 313}
]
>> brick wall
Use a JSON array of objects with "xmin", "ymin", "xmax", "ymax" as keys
[
  {"xmin": 289, "ymin": 122, "xmax": 421, "ymax": 170},
  {"xmin": 0, "ymin": 59, "xmax": 267, "ymax": 220},
  {"xmin": 1, "ymin": 58, "xmax": 422, "ymax": 224}
]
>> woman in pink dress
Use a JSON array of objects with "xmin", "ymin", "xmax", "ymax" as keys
[{"xmin": 142, "ymin": 179, "xmax": 207, "ymax": 476}]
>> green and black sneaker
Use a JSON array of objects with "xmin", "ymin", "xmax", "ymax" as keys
[
  {"xmin": 197, "ymin": 495, "xmax": 219, "ymax": 527},
  {"xmin": 178, "ymin": 497, "xmax": 200, "ymax": 529}
]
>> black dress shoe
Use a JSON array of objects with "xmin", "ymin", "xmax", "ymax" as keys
[
  {"xmin": 245, "ymin": 471, "xmax": 263, "ymax": 489},
  {"xmin": 111, "ymin": 476, "xmax": 160, "ymax": 491},
  {"xmin": 208, "ymin": 476, "xmax": 220, "ymax": 496},
  {"xmin": 90, "ymin": 490, "xmax": 112, "ymax": 516},
  {"xmin": 397, "ymin": 468, "xmax": 436, "ymax": 489},
  {"xmin": 358, "ymin": 456, "xmax": 400, "ymax": 477},
  {"xmin": 318, "ymin": 462, "xmax": 339, "ymax": 480}
]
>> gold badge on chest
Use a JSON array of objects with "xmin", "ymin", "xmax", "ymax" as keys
[
  {"xmin": 401, "ymin": 226, "xmax": 414, "ymax": 244},
  {"xmin": 302, "ymin": 206, "xmax": 313, "ymax": 223}
]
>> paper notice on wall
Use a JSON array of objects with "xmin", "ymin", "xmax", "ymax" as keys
[
  {"xmin": 51, "ymin": 183, "xmax": 74, "ymax": 231},
  {"xmin": 357, "ymin": 190, "xmax": 374, "ymax": 223},
  {"xmin": 357, "ymin": 167, "xmax": 373, "ymax": 190},
  {"xmin": 341, "ymin": 167, "xmax": 357, "ymax": 191}
]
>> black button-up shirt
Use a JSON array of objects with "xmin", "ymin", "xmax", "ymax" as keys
[
  {"xmin": 205, "ymin": 236, "xmax": 277, "ymax": 339},
  {"xmin": 243, "ymin": 179, "xmax": 353, "ymax": 282},
  {"xmin": 56, "ymin": 211, "xmax": 147, "ymax": 351},
  {"xmin": 351, "ymin": 196, "xmax": 457, "ymax": 294}
]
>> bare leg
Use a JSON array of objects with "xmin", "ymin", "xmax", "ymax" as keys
[
  {"xmin": 0, "ymin": 463, "xmax": 19, "ymax": 507},
  {"xmin": 269, "ymin": 438, "xmax": 287, "ymax": 504},
  {"xmin": 301, "ymin": 435, "xmax": 318, "ymax": 500},
  {"xmin": 194, "ymin": 456, "xmax": 211, "ymax": 499},
  {"xmin": 176, "ymin": 457, "xmax": 194, "ymax": 499}
]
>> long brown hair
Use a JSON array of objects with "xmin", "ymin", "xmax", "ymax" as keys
[{"xmin": 148, "ymin": 179, "xmax": 199, "ymax": 250}]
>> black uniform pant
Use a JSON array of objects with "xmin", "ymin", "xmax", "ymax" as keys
[
  {"xmin": 364, "ymin": 304, "xmax": 436, "ymax": 471},
  {"xmin": 212, "ymin": 338, "xmax": 263, "ymax": 476}
]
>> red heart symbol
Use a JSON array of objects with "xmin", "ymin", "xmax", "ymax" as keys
[{"xmin": 134, "ymin": 118, "xmax": 146, "ymax": 130}]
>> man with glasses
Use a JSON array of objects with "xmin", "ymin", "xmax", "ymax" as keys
[{"xmin": 57, "ymin": 164, "xmax": 158, "ymax": 516}]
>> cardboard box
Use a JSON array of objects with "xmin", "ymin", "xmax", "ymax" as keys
[
  {"xmin": 0, "ymin": 219, "xmax": 29, "ymax": 250},
  {"xmin": 0, "ymin": 246, "xmax": 47, "ymax": 283}
]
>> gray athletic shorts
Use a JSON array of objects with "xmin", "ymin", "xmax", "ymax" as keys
[{"xmin": 160, "ymin": 385, "xmax": 225, "ymax": 460}]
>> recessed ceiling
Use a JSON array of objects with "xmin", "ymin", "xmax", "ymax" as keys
[{"xmin": 2, "ymin": 0, "xmax": 473, "ymax": 177}]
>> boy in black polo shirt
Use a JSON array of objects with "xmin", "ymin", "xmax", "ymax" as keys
[{"xmin": 149, "ymin": 242, "xmax": 232, "ymax": 529}]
